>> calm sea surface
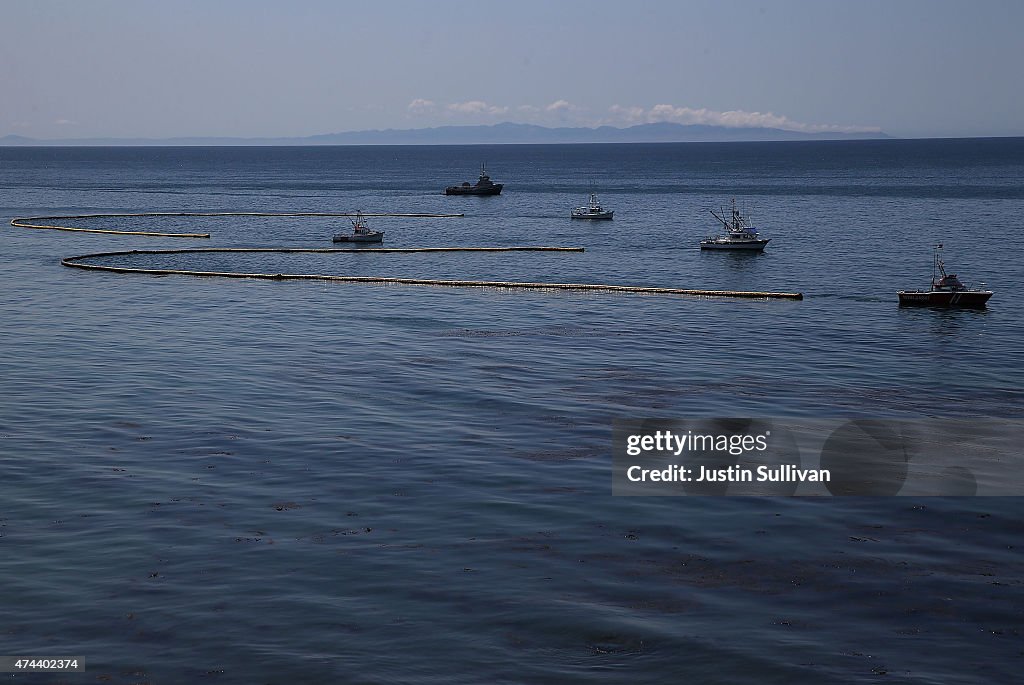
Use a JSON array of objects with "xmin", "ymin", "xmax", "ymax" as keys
[{"xmin": 1, "ymin": 140, "xmax": 1022, "ymax": 683}]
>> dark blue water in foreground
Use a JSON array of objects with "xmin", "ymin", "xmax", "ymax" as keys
[{"xmin": 1, "ymin": 140, "xmax": 1023, "ymax": 684}]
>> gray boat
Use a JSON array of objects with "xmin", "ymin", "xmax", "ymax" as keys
[
  {"xmin": 333, "ymin": 212, "xmax": 384, "ymax": 243},
  {"xmin": 701, "ymin": 200, "xmax": 770, "ymax": 251},
  {"xmin": 571, "ymin": 193, "xmax": 614, "ymax": 220}
]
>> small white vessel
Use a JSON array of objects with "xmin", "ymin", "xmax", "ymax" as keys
[
  {"xmin": 700, "ymin": 200, "xmax": 769, "ymax": 251},
  {"xmin": 571, "ymin": 193, "xmax": 614, "ymax": 220},
  {"xmin": 332, "ymin": 212, "xmax": 384, "ymax": 243}
]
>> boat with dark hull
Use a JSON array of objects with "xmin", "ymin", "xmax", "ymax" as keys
[
  {"xmin": 445, "ymin": 165, "xmax": 503, "ymax": 196},
  {"xmin": 898, "ymin": 245, "xmax": 992, "ymax": 307}
]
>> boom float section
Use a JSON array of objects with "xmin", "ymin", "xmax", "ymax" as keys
[
  {"xmin": 10, "ymin": 212, "xmax": 464, "ymax": 238},
  {"xmin": 62, "ymin": 247, "xmax": 803, "ymax": 300}
]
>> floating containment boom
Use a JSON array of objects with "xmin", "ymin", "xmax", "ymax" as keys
[{"xmin": 61, "ymin": 247, "xmax": 803, "ymax": 300}]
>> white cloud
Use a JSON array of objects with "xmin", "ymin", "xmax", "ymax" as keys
[
  {"xmin": 54, "ymin": 118, "xmax": 77, "ymax": 126},
  {"xmin": 606, "ymin": 104, "xmax": 880, "ymax": 133},
  {"xmin": 446, "ymin": 100, "xmax": 508, "ymax": 116},
  {"xmin": 407, "ymin": 98, "xmax": 436, "ymax": 114},
  {"xmin": 406, "ymin": 98, "xmax": 584, "ymax": 125},
  {"xmin": 403, "ymin": 98, "xmax": 877, "ymax": 134},
  {"xmin": 608, "ymin": 105, "xmax": 647, "ymax": 125},
  {"xmin": 545, "ymin": 99, "xmax": 574, "ymax": 112}
]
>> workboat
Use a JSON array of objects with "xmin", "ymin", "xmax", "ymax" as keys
[
  {"xmin": 332, "ymin": 212, "xmax": 384, "ymax": 243},
  {"xmin": 701, "ymin": 200, "xmax": 770, "ymax": 251},
  {"xmin": 445, "ymin": 164, "xmax": 503, "ymax": 196},
  {"xmin": 898, "ymin": 245, "xmax": 992, "ymax": 307},
  {"xmin": 571, "ymin": 193, "xmax": 614, "ymax": 220}
]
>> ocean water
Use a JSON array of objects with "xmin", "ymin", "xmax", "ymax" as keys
[{"xmin": 1, "ymin": 140, "xmax": 1022, "ymax": 684}]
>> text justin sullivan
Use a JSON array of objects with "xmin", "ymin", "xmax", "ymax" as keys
[{"xmin": 627, "ymin": 464, "xmax": 830, "ymax": 482}]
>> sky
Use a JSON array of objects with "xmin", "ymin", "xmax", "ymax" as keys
[{"xmin": 2, "ymin": 0, "xmax": 1022, "ymax": 140}]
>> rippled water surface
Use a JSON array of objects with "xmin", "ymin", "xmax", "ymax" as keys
[{"xmin": 1, "ymin": 140, "xmax": 1023, "ymax": 684}]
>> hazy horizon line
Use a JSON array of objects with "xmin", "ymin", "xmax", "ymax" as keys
[
  {"xmin": 1, "ymin": 119, "xmax": 892, "ymax": 145},
  {"xmin": 4, "ymin": 120, "xmax": 1022, "ymax": 146}
]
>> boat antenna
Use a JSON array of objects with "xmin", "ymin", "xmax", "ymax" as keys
[
  {"xmin": 933, "ymin": 243, "xmax": 944, "ymax": 284},
  {"xmin": 730, "ymin": 198, "xmax": 742, "ymax": 230}
]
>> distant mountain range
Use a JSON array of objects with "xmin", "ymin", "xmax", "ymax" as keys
[{"xmin": 0, "ymin": 121, "xmax": 888, "ymax": 146}]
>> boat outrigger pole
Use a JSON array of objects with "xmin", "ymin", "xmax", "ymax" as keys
[
  {"xmin": 709, "ymin": 207, "xmax": 729, "ymax": 228},
  {"xmin": 709, "ymin": 199, "xmax": 741, "ymax": 230}
]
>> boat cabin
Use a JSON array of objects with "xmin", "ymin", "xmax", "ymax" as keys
[{"xmin": 934, "ymin": 274, "xmax": 965, "ymax": 291}]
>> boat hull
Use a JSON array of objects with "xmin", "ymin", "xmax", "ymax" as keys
[
  {"xmin": 897, "ymin": 290, "xmax": 993, "ymax": 307},
  {"xmin": 332, "ymin": 231, "xmax": 384, "ymax": 243},
  {"xmin": 700, "ymin": 239, "xmax": 769, "ymax": 251},
  {"xmin": 445, "ymin": 185, "xmax": 503, "ymax": 196},
  {"xmin": 571, "ymin": 211, "xmax": 614, "ymax": 220}
]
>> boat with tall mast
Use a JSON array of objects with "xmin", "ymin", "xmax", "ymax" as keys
[
  {"xmin": 898, "ymin": 244, "xmax": 993, "ymax": 306},
  {"xmin": 332, "ymin": 211, "xmax": 384, "ymax": 243},
  {"xmin": 571, "ymin": 193, "xmax": 614, "ymax": 220},
  {"xmin": 700, "ymin": 199, "xmax": 770, "ymax": 251}
]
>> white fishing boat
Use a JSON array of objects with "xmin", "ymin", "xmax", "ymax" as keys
[
  {"xmin": 332, "ymin": 212, "xmax": 384, "ymax": 243},
  {"xmin": 571, "ymin": 193, "xmax": 614, "ymax": 220},
  {"xmin": 701, "ymin": 200, "xmax": 769, "ymax": 251}
]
